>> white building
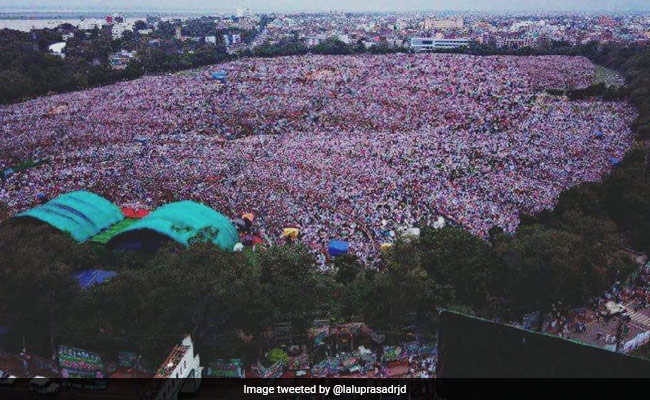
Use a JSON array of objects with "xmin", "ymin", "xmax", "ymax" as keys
[
  {"xmin": 337, "ymin": 34, "xmax": 351, "ymax": 44},
  {"xmin": 222, "ymin": 32, "xmax": 242, "ymax": 46},
  {"xmin": 236, "ymin": 7, "xmax": 251, "ymax": 18},
  {"xmin": 110, "ymin": 23, "xmax": 129, "ymax": 39},
  {"xmin": 410, "ymin": 37, "xmax": 470, "ymax": 51},
  {"xmin": 140, "ymin": 335, "xmax": 203, "ymax": 400},
  {"xmin": 48, "ymin": 42, "xmax": 66, "ymax": 58},
  {"xmin": 423, "ymin": 17, "xmax": 464, "ymax": 30},
  {"xmin": 305, "ymin": 33, "xmax": 328, "ymax": 47}
]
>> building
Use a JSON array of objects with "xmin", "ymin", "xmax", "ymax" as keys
[
  {"xmin": 110, "ymin": 23, "xmax": 129, "ymax": 40},
  {"xmin": 235, "ymin": 7, "xmax": 251, "ymax": 18},
  {"xmin": 222, "ymin": 32, "xmax": 242, "ymax": 46},
  {"xmin": 48, "ymin": 42, "xmax": 66, "ymax": 58},
  {"xmin": 410, "ymin": 37, "xmax": 470, "ymax": 51},
  {"xmin": 305, "ymin": 33, "xmax": 328, "ymax": 47},
  {"xmin": 503, "ymin": 36, "xmax": 537, "ymax": 49},
  {"xmin": 109, "ymin": 50, "xmax": 137, "ymax": 70},
  {"xmin": 437, "ymin": 310, "xmax": 650, "ymax": 378},
  {"xmin": 140, "ymin": 335, "xmax": 203, "ymax": 400},
  {"xmin": 424, "ymin": 17, "xmax": 464, "ymax": 30}
]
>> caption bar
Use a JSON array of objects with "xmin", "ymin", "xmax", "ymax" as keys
[{"xmin": 244, "ymin": 383, "xmax": 408, "ymax": 396}]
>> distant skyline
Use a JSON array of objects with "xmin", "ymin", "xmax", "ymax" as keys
[{"xmin": 2, "ymin": 0, "xmax": 650, "ymax": 14}]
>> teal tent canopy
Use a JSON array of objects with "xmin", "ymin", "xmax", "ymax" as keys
[
  {"xmin": 107, "ymin": 201, "xmax": 238, "ymax": 252},
  {"xmin": 15, "ymin": 191, "xmax": 124, "ymax": 242}
]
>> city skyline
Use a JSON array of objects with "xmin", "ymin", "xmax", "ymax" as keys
[{"xmin": 2, "ymin": 0, "xmax": 650, "ymax": 14}]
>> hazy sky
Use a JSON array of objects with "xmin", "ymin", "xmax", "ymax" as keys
[{"xmin": 3, "ymin": 0, "xmax": 650, "ymax": 13}]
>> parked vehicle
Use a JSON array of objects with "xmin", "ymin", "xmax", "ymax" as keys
[
  {"xmin": 0, "ymin": 370, "xmax": 17, "ymax": 386},
  {"xmin": 29, "ymin": 376, "xmax": 60, "ymax": 394}
]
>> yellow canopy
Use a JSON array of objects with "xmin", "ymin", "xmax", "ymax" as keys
[
  {"xmin": 283, "ymin": 228, "xmax": 299, "ymax": 238},
  {"xmin": 380, "ymin": 243, "xmax": 393, "ymax": 251}
]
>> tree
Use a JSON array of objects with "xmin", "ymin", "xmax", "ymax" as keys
[
  {"xmin": 419, "ymin": 226, "xmax": 500, "ymax": 316},
  {"xmin": 133, "ymin": 20, "xmax": 148, "ymax": 31},
  {"xmin": 86, "ymin": 241, "xmax": 259, "ymax": 359},
  {"xmin": 0, "ymin": 222, "xmax": 93, "ymax": 356},
  {"xmin": 255, "ymin": 245, "xmax": 320, "ymax": 333},
  {"xmin": 267, "ymin": 348, "xmax": 288, "ymax": 364},
  {"xmin": 365, "ymin": 238, "xmax": 453, "ymax": 339},
  {"xmin": 0, "ymin": 70, "xmax": 34, "ymax": 103},
  {"xmin": 333, "ymin": 254, "xmax": 361, "ymax": 284},
  {"xmin": 495, "ymin": 225, "xmax": 585, "ymax": 328},
  {"xmin": 603, "ymin": 146, "xmax": 650, "ymax": 253}
]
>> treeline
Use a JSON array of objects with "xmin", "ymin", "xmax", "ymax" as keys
[
  {"xmin": 0, "ymin": 28, "xmax": 115, "ymax": 103},
  {"xmin": 241, "ymin": 37, "xmax": 408, "ymax": 57},
  {"xmin": 0, "ymin": 200, "xmax": 635, "ymax": 365},
  {"xmin": 0, "ymin": 26, "xmax": 234, "ymax": 104}
]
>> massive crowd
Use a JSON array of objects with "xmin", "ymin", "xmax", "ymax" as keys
[{"xmin": 0, "ymin": 54, "xmax": 636, "ymax": 265}]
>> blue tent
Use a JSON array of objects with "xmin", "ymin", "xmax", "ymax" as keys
[
  {"xmin": 212, "ymin": 71, "xmax": 227, "ymax": 82},
  {"xmin": 609, "ymin": 157, "xmax": 622, "ymax": 167},
  {"xmin": 74, "ymin": 269, "xmax": 117, "ymax": 290},
  {"xmin": 594, "ymin": 131, "xmax": 604, "ymax": 138},
  {"xmin": 1, "ymin": 168, "xmax": 13, "ymax": 180},
  {"xmin": 328, "ymin": 240, "xmax": 349, "ymax": 257}
]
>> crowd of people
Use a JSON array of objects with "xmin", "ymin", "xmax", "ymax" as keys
[
  {"xmin": 542, "ymin": 259, "xmax": 650, "ymax": 351},
  {"xmin": 0, "ymin": 54, "xmax": 636, "ymax": 265}
]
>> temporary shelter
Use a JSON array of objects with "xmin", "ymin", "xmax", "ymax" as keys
[
  {"xmin": 14, "ymin": 191, "xmax": 124, "ymax": 242},
  {"xmin": 328, "ymin": 240, "xmax": 349, "ymax": 257},
  {"xmin": 107, "ymin": 201, "xmax": 238, "ymax": 252}
]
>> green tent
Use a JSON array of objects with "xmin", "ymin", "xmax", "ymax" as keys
[
  {"xmin": 107, "ymin": 201, "xmax": 238, "ymax": 252},
  {"xmin": 15, "ymin": 191, "xmax": 124, "ymax": 242}
]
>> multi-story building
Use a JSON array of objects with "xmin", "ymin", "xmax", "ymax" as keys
[
  {"xmin": 410, "ymin": 37, "xmax": 470, "ymax": 51},
  {"xmin": 140, "ymin": 335, "xmax": 203, "ymax": 400},
  {"xmin": 424, "ymin": 17, "xmax": 464, "ymax": 30}
]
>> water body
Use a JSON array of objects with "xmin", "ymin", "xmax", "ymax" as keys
[{"xmin": 0, "ymin": 11, "xmax": 199, "ymax": 32}]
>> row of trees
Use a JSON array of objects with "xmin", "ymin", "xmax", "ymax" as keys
[
  {"xmin": 0, "ymin": 24, "xmax": 238, "ymax": 104},
  {"xmin": 0, "ymin": 28, "xmax": 116, "ymax": 104},
  {"xmin": 0, "ymin": 200, "xmax": 634, "ymax": 365},
  {"xmin": 243, "ymin": 37, "xmax": 408, "ymax": 58}
]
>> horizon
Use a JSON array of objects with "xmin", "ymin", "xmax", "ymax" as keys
[{"xmin": 2, "ymin": 1, "xmax": 650, "ymax": 14}]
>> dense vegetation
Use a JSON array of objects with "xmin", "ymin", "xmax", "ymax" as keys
[
  {"xmin": 242, "ymin": 37, "xmax": 408, "ymax": 58},
  {"xmin": 0, "ymin": 24, "xmax": 235, "ymax": 104}
]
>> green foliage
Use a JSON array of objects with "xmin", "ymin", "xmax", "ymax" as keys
[
  {"xmin": 267, "ymin": 348, "xmax": 289, "ymax": 364},
  {"xmin": 333, "ymin": 255, "xmax": 361, "ymax": 284},
  {"xmin": 255, "ymin": 245, "xmax": 322, "ymax": 332},
  {"xmin": 0, "ymin": 24, "xmax": 232, "ymax": 104},
  {"xmin": 0, "ymin": 222, "xmax": 96, "ymax": 355},
  {"xmin": 419, "ymin": 226, "xmax": 497, "ymax": 315},
  {"xmin": 363, "ymin": 238, "xmax": 453, "ymax": 338}
]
